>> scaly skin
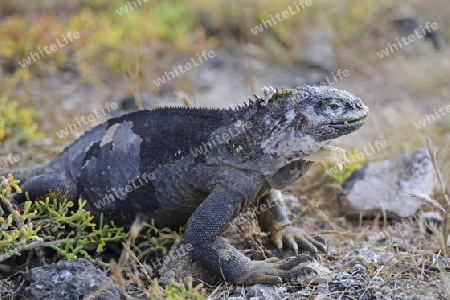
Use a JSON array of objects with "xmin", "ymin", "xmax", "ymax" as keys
[{"xmin": 1, "ymin": 85, "xmax": 369, "ymax": 284}]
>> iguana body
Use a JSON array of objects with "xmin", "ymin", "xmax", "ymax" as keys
[{"xmin": 2, "ymin": 85, "xmax": 369, "ymax": 285}]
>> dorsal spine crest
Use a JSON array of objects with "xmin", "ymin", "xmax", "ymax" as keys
[{"xmin": 257, "ymin": 86, "xmax": 295, "ymax": 106}]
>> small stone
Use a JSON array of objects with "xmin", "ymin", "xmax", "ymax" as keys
[
  {"xmin": 19, "ymin": 258, "xmax": 121, "ymax": 300},
  {"xmin": 304, "ymin": 31, "xmax": 335, "ymax": 72},
  {"xmin": 195, "ymin": 69, "xmax": 214, "ymax": 91},
  {"xmin": 339, "ymin": 148, "xmax": 437, "ymax": 219},
  {"xmin": 420, "ymin": 211, "xmax": 443, "ymax": 233}
]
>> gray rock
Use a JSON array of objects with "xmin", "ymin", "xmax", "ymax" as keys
[
  {"xmin": 303, "ymin": 31, "xmax": 335, "ymax": 72},
  {"xmin": 115, "ymin": 91, "xmax": 154, "ymax": 113},
  {"xmin": 420, "ymin": 211, "xmax": 443, "ymax": 233},
  {"xmin": 393, "ymin": 18, "xmax": 443, "ymax": 49},
  {"xmin": 343, "ymin": 245, "xmax": 378, "ymax": 265},
  {"xmin": 232, "ymin": 285, "xmax": 286, "ymax": 300},
  {"xmin": 339, "ymin": 148, "xmax": 437, "ymax": 219},
  {"xmin": 195, "ymin": 69, "xmax": 215, "ymax": 91},
  {"xmin": 225, "ymin": 284, "xmax": 308, "ymax": 300},
  {"xmin": 19, "ymin": 258, "xmax": 121, "ymax": 300},
  {"xmin": 324, "ymin": 272, "xmax": 374, "ymax": 300},
  {"xmin": 283, "ymin": 193, "xmax": 301, "ymax": 211},
  {"xmin": 247, "ymin": 58, "xmax": 268, "ymax": 75}
]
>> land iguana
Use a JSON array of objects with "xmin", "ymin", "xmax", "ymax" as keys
[{"xmin": 1, "ymin": 85, "xmax": 369, "ymax": 285}]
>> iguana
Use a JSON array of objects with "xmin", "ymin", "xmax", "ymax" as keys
[{"xmin": 1, "ymin": 85, "xmax": 369, "ymax": 285}]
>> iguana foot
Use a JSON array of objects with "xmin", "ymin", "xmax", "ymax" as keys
[
  {"xmin": 272, "ymin": 225, "xmax": 326, "ymax": 258},
  {"xmin": 233, "ymin": 254, "xmax": 317, "ymax": 285}
]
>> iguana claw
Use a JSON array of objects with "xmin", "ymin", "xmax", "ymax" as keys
[
  {"xmin": 233, "ymin": 254, "xmax": 316, "ymax": 285},
  {"xmin": 272, "ymin": 226, "xmax": 326, "ymax": 258}
]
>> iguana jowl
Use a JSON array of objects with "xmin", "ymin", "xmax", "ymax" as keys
[{"xmin": 2, "ymin": 85, "xmax": 369, "ymax": 285}]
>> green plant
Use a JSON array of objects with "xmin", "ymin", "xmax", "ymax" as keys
[
  {"xmin": 150, "ymin": 277, "xmax": 206, "ymax": 300},
  {"xmin": 322, "ymin": 149, "xmax": 364, "ymax": 185},
  {"xmin": 131, "ymin": 219, "xmax": 185, "ymax": 259},
  {"xmin": 0, "ymin": 174, "xmax": 128, "ymax": 264},
  {"xmin": 0, "ymin": 71, "xmax": 41, "ymax": 143}
]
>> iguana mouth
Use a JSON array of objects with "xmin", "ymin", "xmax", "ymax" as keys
[{"xmin": 330, "ymin": 114, "xmax": 368, "ymax": 128}]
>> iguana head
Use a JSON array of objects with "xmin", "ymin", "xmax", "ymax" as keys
[
  {"xmin": 291, "ymin": 85, "xmax": 369, "ymax": 141},
  {"xmin": 227, "ymin": 85, "xmax": 368, "ymax": 165},
  {"xmin": 252, "ymin": 85, "xmax": 369, "ymax": 149},
  {"xmin": 213, "ymin": 85, "xmax": 369, "ymax": 177},
  {"xmin": 250, "ymin": 85, "xmax": 369, "ymax": 145}
]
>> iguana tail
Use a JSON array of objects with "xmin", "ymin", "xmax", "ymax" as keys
[
  {"xmin": 0, "ymin": 166, "xmax": 50, "ymax": 184},
  {"xmin": 1, "ymin": 165, "xmax": 78, "ymax": 204}
]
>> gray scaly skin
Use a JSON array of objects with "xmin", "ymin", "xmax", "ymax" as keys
[{"xmin": 1, "ymin": 85, "xmax": 369, "ymax": 285}]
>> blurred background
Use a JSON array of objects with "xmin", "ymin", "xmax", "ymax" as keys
[
  {"xmin": 0, "ymin": 0, "xmax": 449, "ymax": 170},
  {"xmin": 0, "ymin": 0, "xmax": 448, "ymax": 175}
]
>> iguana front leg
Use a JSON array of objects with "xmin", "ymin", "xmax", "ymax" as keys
[
  {"xmin": 185, "ymin": 189, "xmax": 319, "ymax": 285},
  {"xmin": 258, "ymin": 189, "xmax": 326, "ymax": 257}
]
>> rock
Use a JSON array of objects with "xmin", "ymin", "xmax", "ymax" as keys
[
  {"xmin": 19, "ymin": 258, "xmax": 121, "ymax": 300},
  {"xmin": 420, "ymin": 211, "xmax": 443, "ymax": 233},
  {"xmin": 367, "ymin": 4, "xmax": 445, "ymax": 57},
  {"xmin": 343, "ymin": 245, "xmax": 378, "ymax": 265},
  {"xmin": 339, "ymin": 148, "xmax": 437, "ymax": 219},
  {"xmin": 393, "ymin": 17, "xmax": 445, "ymax": 52},
  {"xmin": 247, "ymin": 58, "xmax": 267, "ymax": 75},
  {"xmin": 226, "ymin": 285, "xmax": 290, "ymax": 300},
  {"xmin": 324, "ymin": 272, "xmax": 374, "ymax": 300},
  {"xmin": 115, "ymin": 91, "xmax": 154, "ymax": 113},
  {"xmin": 195, "ymin": 69, "xmax": 215, "ymax": 91},
  {"xmin": 291, "ymin": 258, "xmax": 331, "ymax": 286},
  {"xmin": 303, "ymin": 31, "xmax": 335, "ymax": 72},
  {"xmin": 283, "ymin": 193, "xmax": 301, "ymax": 212}
]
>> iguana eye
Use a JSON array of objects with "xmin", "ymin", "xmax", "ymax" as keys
[{"xmin": 328, "ymin": 103, "xmax": 340, "ymax": 110}]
